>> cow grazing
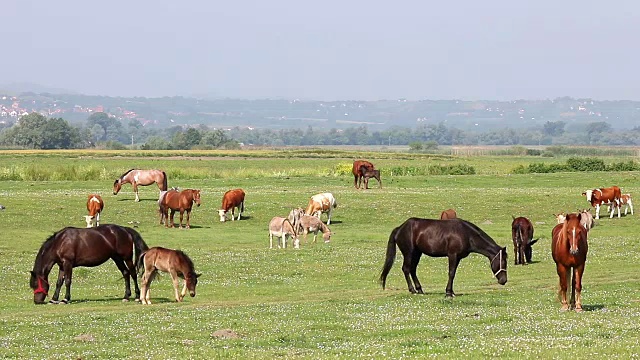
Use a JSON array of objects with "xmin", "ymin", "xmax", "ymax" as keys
[
  {"xmin": 440, "ymin": 209, "xmax": 457, "ymax": 220},
  {"xmin": 582, "ymin": 186, "xmax": 622, "ymax": 219},
  {"xmin": 578, "ymin": 209, "xmax": 594, "ymax": 231},
  {"xmin": 554, "ymin": 213, "xmax": 566, "ymax": 224},
  {"xmin": 359, "ymin": 166, "xmax": 382, "ymax": 189},
  {"xmin": 287, "ymin": 207, "xmax": 305, "ymax": 233},
  {"xmin": 84, "ymin": 194, "xmax": 104, "ymax": 228},
  {"xmin": 219, "ymin": 189, "xmax": 245, "ymax": 222},
  {"xmin": 511, "ymin": 216, "xmax": 537, "ymax": 265},
  {"xmin": 352, "ymin": 160, "xmax": 375, "ymax": 189},
  {"xmin": 298, "ymin": 215, "xmax": 332, "ymax": 244},
  {"xmin": 268, "ymin": 217, "xmax": 299, "ymax": 249},
  {"xmin": 305, "ymin": 192, "xmax": 337, "ymax": 225}
]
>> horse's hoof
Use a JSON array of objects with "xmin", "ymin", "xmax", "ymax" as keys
[
  {"xmin": 134, "ymin": 298, "xmax": 141, "ymax": 302},
  {"xmin": 122, "ymin": 298, "xmax": 130, "ymax": 303},
  {"xmin": 575, "ymin": 307, "xmax": 583, "ymax": 313},
  {"xmin": 560, "ymin": 305, "xmax": 569, "ymax": 311},
  {"xmin": 48, "ymin": 300, "xmax": 59, "ymax": 304},
  {"xmin": 60, "ymin": 299, "xmax": 69, "ymax": 304}
]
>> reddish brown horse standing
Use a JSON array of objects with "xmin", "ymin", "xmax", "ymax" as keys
[
  {"xmin": 551, "ymin": 213, "xmax": 588, "ymax": 312},
  {"xmin": 440, "ymin": 209, "xmax": 457, "ymax": 220},
  {"xmin": 219, "ymin": 189, "xmax": 245, "ymax": 222},
  {"xmin": 158, "ymin": 189, "xmax": 201, "ymax": 229},
  {"xmin": 352, "ymin": 160, "xmax": 375, "ymax": 189},
  {"xmin": 113, "ymin": 169, "xmax": 168, "ymax": 202},
  {"xmin": 511, "ymin": 216, "xmax": 537, "ymax": 265},
  {"xmin": 29, "ymin": 224, "xmax": 148, "ymax": 304}
]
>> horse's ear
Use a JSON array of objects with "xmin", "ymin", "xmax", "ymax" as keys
[
  {"xmin": 196, "ymin": 273, "xmax": 202, "ymax": 278},
  {"xmin": 530, "ymin": 239, "xmax": 539, "ymax": 246}
]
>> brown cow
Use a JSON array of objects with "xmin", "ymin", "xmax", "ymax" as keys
[
  {"xmin": 440, "ymin": 209, "xmax": 457, "ymax": 220},
  {"xmin": 582, "ymin": 186, "xmax": 622, "ymax": 219},
  {"xmin": 352, "ymin": 160, "xmax": 375, "ymax": 189},
  {"xmin": 84, "ymin": 194, "xmax": 104, "ymax": 228},
  {"xmin": 305, "ymin": 192, "xmax": 337, "ymax": 224},
  {"xmin": 219, "ymin": 189, "xmax": 245, "ymax": 222}
]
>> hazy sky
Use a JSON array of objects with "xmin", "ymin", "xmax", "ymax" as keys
[{"xmin": 2, "ymin": 1, "xmax": 638, "ymax": 100}]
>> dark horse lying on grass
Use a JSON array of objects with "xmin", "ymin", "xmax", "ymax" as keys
[
  {"xmin": 30, "ymin": 224, "xmax": 148, "ymax": 304},
  {"xmin": 380, "ymin": 218, "xmax": 508, "ymax": 297}
]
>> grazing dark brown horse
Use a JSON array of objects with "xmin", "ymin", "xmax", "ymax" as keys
[
  {"xmin": 380, "ymin": 218, "xmax": 507, "ymax": 297},
  {"xmin": 511, "ymin": 216, "xmax": 538, "ymax": 265},
  {"xmin": 138, "ymin": 247, "xmax": 200, "ymax": 305},
  {"xmin": 29, "ymin": 224, "xmax": 148, "ymax": 304},
  {"xmin": 552, "ymin": 213, "xmax": 588, "ymax": 312},
  {"xmin": 158, "ymin": 189, "xmax": 201, "ymax": 229},
  {"xmin": 352, "ymin": 160, "xmax": 375, "ymax": 189},
  {"xmin": 440, "ymin": 209, "xmax": 457, "ymax": 220},
  {"xmin": 113, "ymin": 169, "xmax": 168, "ymax": 202}
]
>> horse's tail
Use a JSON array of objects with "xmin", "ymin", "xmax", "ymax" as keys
[
  {"xmin": 125, "ymin": 227, "xmax": 149, "ymax": 274},
  {"xmin": 137, "ymin": 251, "xmax": 147, "ymax": 276},
  {"xmin": 380, "ymin": 225, "xmax": 400, "ymax": 289},
  {"xmin": 161, "ymin": 171, "xmax": 168, "ymax": 191}
]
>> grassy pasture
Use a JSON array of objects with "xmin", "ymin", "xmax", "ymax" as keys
[{"xmin": 0, "ymin": 150, "xmax": 640, "ymax": 359}]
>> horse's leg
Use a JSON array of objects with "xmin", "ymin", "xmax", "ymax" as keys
[
  {"xmin": 179, "ymin": 209, "xmax": 184, "ymax": 229},
  {"xmin": 409, "ymin": 251, "xmax": 424, "ymax": 294},
  {"xmin": 133, "ymin": 183, "xmax": 140, "ymax": 202},
  {"xmin": 185, "ymin": 209, "xmax": 191, "ymax": 229},
  {"xmin": 445, "ymin": 255, "xmax": 461, "ymax": 297},
  {"xmin": 556, "ymin": 264, "xmax": 569, "ymax": 311},
  {"xmin": 50, "ymin": 266, "xmax": 65, "ymax": 304},
  {"xmin": 141, "ymin": 270, "xmax": 156, "ymax": 305},
  {"xmin": 401, "ymin": 251, "xmax": 417, "ymax": 293},
  {"xmin": 169, "ymin": 270, "xmax": 182, "ymax": 302},
  {"xmin": 112, "ymin": 258, "xmax": 133, "ymax": 301},
  {"xmin": 62, "ymin": 262, "xmax": 73, "ymax": 304},
  {"xmin": 520, "ymin": 244, "xmax": 527, "ymax": 265},
  {"xmin": 169, "ymin": 209, "xmax": 175, "ymax": 228},
  {"xmin": 124, "ymin": 257, "xmax": 141, "ymax": 301},
  {"xmin": 354, "ymin": 174, "xmax": 359, "ymax": 189},
  {"xmin": 570, "ymin": 266, "xmax": 577, "ymax": 310},
  {"xmin": 513, "ymin": 243, "xmax": 518, "ymax": 265},
  {"xmin": 574, "ymin": 264, "xmax": 585, "ymax": 312}
]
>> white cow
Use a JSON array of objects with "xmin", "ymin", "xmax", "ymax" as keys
[{"xmin": 305, "ymin": 192, "xmax": 337, "ymax": 225}]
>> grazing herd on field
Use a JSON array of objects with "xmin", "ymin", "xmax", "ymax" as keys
[{"xmin": 27, "ymin": 163, "xmax": 632, "ymax": 312}]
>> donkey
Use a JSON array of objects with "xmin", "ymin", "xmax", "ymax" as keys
[
  {"xmin": 268, "ymin": 217, "xmax": 299, "ymax": 249},
  {"xmin": 298, "ymin": 215, "xmax": 332, "ymax": 244}
]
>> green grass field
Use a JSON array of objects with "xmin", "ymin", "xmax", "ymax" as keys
[{"xmin": 1, "ymin": 150, "xmax": 639, "ymax": 359}]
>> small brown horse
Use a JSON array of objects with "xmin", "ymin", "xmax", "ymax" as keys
[
  {"xmin": 359, "ymin": 165, "xmax": 382, "ymax": 189},
  {"xmin": 138, "ymin": 247, "xmax": 200, "ymax": 304},
  {"xmin": 551, "ymin": 213, "xmax": 588, "ymax": 312},
  {"xmin": 380, "ymin": 218, "xmax": 507, "ymax": 297},
  {"xmin": 113, "ymin": 169, "xmax": 168, "ymax": 202},
  {"xmin": 158, "ymin": 189, "xmax": 201, "ymax": 229},
  {"xmin": 511, "ymin": 216, "xmax": 537, "ymax": 265},
  {"xmin": 30, "ymin": 225, "xmax": 148, "ymax": 304}
]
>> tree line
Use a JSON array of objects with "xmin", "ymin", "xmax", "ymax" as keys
[{"xmin": 1, "ymin": 112, "xmax": 639, "ymax": 150}]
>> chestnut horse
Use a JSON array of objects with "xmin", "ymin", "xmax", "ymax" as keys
[
  {"xmin": 511, "ymin": 216, "xmax": 536, "ymax": 265},
  {"xmin": 380, "ymin": 218, "xmax": 507, "ymax": 297},
  {"xmin": 138, "ymin": 247, "xmax": 200, "ymax": 304},
  {"xmin": 352, "ymin": 160, "xmax": 375, "ymax": 189},
  {"xmin": 113, "ymin": 169, "xmax": 168, "ymax": 202},
  {"xmin": 551, "ymin": 213, "xmax": 588, "ymax": 312},
  {"xmin": 29, "ymin": 224, "xmax": 148, "ymax": 304},
  {"xmin": 158, "ymin": 189, "xmax": 201, "ymax": 229}
]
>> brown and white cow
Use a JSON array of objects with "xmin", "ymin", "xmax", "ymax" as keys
[
  {"xmin": 440, "ymin": 209, "xmax": 457, "ymax": 220},
  {"xmin": 352, "ymin": 160, "xmax": 375, "ymax": 189},
  {"xmin": 219, "ymin": 189, "xmax": 245, "ymax": 222},
  {"xmin": 582, "ymin": 186, "xmax": 621, "ymax": 219},
  {"xmin": 305, "ymin": 192, "xmax": 337, "ymax": 225},
  {"xmin": 619, "ymin": 194, "xmax": 634, "ymax": 216},
  {"xmin": 84, "ymin": 194, "xmax": 104, "ymax": 228}
]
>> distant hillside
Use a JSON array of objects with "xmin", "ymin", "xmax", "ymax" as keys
[{"xmin": 1, "ymin": 89, "xmax": 639, "ymax": 131}]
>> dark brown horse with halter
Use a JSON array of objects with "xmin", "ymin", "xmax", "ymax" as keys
[
  {"xmin": 113, "ymin": 169, "xmax": 168, "ymax": 202},
  {"xmin": 380, "ymin": 218, "xmax": 507, "ymax": 297},
  {"xmin": 552, "ymin": 213, "xmax": 588, "ymax": 312},
  {"xmin": 138, "ymin": 247, "xmax": 200, "ymax": 304},
  {"xmin": 158, "ymin": 189, "xmax": 201, "ymax": 229},
  {"xmin": 29, "ymin": 224, "xmax": 148, "ymax": 304},
  {"xmin": 511, "ymin": 216, "xmax": 538, "ymax": 265}
]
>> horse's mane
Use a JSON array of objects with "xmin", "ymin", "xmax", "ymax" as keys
[
  {"xmin": 460, "ymin": 219, "xmax": 499, "ymax": 248},
  {"xmin": 175, "ymin": 250, "xmax": 196, "ymax": 275},
  {"xmin": 118, "ymin": 169, "xmax": 136, "ymax": 179},
  {"xmin": 33, "ymin": 231, "xmax": 61, "ymax": 273}
]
